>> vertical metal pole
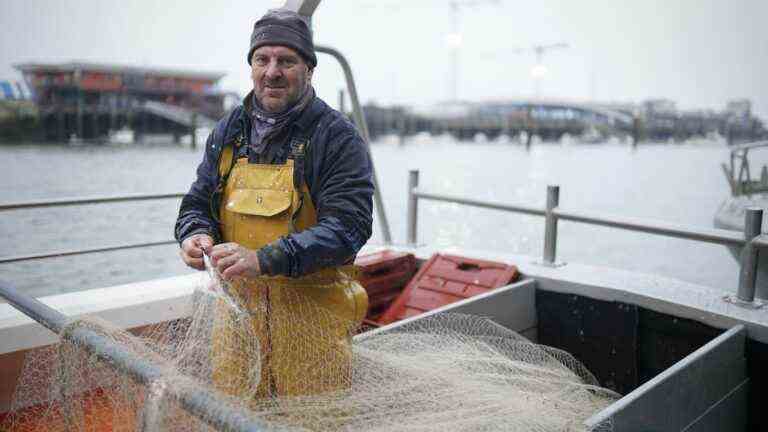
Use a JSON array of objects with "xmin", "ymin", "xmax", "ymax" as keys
[
  {"xmin": 737, "ymin": 207, "xmax": 763, "ymax": 302},
  {"xmin": 534, "ymin": 48, "xmax": 543, "ymax": 98},
  {"xmin": 338, "ymin": 89, "xmax": 346, "ymax": 114},
  {"xmin": 407, "ymin": 170, "xmax": 420, "ymax": 246},
  {"xmin": 316, "ymin": 45, "xmax": 392, "ymax": 244},
  {"xmin": 543, "ymin": 185, "xmax": 560, "ymax": 265},
  {"xmin": 449, "ymin": 1, "xmax": 459, "ymax": 101}
]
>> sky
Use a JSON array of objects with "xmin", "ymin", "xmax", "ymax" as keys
[{"xmin": 1, "ymin": 0, "xmax": 767, "ymax": 118}]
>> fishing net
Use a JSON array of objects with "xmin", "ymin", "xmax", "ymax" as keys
[{"xmin": 2, "ymin": 262, "xmax": 620, "ymax": 432}]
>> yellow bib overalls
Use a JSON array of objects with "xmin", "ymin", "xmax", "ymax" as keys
[{"xmin": 210, "ymin": 137, "xmax": 368, "ymax": 400}]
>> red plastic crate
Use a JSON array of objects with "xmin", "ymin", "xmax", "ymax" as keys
[
  {"xmin": 378, "ymin": 254, "xmax": 519, "ymax": 325},
  {"xmin": 354, "ymin": 250, "xmax": 417, "ymax": 324}
]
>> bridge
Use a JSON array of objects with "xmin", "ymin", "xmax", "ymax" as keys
[{"xmin": 363, "ymin": 98, "xmax": 766, "ymax": 144}]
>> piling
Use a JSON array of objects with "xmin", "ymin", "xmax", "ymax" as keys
[
  {"xmin": 737, "ymin": 207, "xmax": 763, "ymax": 302},
  {"xmin": 543, "ymin": 185, "xmax": 560, "ymax": 265}
]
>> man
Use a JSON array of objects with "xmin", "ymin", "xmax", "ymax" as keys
[{"xmin": 174, "ymin": 8, "xmax": 371, "ymax": 399}]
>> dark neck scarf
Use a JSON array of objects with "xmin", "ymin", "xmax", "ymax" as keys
[{"xmin": 249, "ymin": 86, "xmax": 314, "ymax": 156}]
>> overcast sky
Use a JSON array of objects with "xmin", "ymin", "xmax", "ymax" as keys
[{"xmin": 2, "ymin": 0, "xmax": 767, "ymax": 118}]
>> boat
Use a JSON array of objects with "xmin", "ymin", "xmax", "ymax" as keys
[
  {"xmin": 107, "ymin": 127, "xmax": 135, "ymax": 145},
  {"xmin": 3, "ymin": 2, "xmax": 768, "ymax": 431},
  {"xmin": 714, "ymin": 140, "xmax": 768, "ymax": 296},
  {"xmin": 714, "ymin": 140, "xmax": 768, "ymax": 233}
]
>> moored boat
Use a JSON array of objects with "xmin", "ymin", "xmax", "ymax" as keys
[{"xmin": 715, "ymin": 140, "xmax": 768, "ymax": 297}]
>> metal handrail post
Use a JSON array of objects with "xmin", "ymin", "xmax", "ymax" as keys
[
  {"xmin": 407, "ymin": 170, "xmax": 420, "ymax": 245},
  {"xmin": 542, "ymin": 185, "xmax": 560, "ymax": 265},
  {"xmin": 315, "ymin": 45, "xmax": 392, "ymax": 244},
  {"xmin": 737, "ymin": 207, "xmax": 763, "ymax": 302},
  {"xmin": 0, "ymin": 282, "xmax": 270, "ymax": 432}
]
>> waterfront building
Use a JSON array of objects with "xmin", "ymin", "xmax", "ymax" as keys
[{"xmin": 15, "ymin": 62, "xmax": 226, "ymax": 142}]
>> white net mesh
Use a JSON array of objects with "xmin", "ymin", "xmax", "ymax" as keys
[{"xmin": 2, "ymin": 267, "xmax": 620, "ymax": 432}]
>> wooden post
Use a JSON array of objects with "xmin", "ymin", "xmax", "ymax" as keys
[
  {"xmin": 525, "ymin": 105, "xmax": 534, "ymax": 151},
  {"xmin": 75, "ymin": 68, "xmax": 84, "ymax": 141},
  {"xmin": 57, "ymin": 110, "xmax": 65, "ymax": 142},
  {"xmin": 109, "ymin": 93, "xmax": 116, "ymax": 135},
  {"xmin": 91, "ymin": 112, "xmax": 98, "ymax": 142},
  {"xmin": 190, "ymin": 113, "xmax": 198, "ymax": 150},
  {"xmin": 632, "ymin": 115, "xmax": 641, "ymax": 148},
  {"xmin": 134, "ymin": 112, "xmax": 143, "ymax": 144}
]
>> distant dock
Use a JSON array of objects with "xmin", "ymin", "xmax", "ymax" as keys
[{"xmin": 362, "ymin": 98, "xmax": 766, "ymax": 145}]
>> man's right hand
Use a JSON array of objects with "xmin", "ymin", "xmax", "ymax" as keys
[{"xmin": 180, "ymin": 234, "xmax": 214, "ymax": 270}]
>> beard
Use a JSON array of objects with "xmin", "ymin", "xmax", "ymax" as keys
[{"xmin": 255, "ymin": 73, "xmax": 309, "ymax": 113}]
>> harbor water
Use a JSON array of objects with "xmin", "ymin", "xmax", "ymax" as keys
[{"xmin": 0, "ymin": 136, "xmax": 737, "ymax": 299}]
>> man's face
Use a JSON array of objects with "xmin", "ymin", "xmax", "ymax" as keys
[{"xmin": 251, "ymin": 45, "xmax": 313, "ymax": 113}]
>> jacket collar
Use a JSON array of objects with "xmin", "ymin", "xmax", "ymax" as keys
[{"xmin": 293, "ymin": 96, "xmax": 325, "ymax": 133}]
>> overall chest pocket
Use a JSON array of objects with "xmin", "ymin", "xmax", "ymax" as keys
[
  {"xmin": 223, "ymin": 188, "xmax": 295, "ymax": 249},
  {"xmin": 225, "ymin": 189, "xmax": 293, "ymax": 217}
]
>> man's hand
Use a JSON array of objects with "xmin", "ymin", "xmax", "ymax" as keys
[
  {"xmin": 180, "ymin": 234, "xmax": 214, "ymax": 270},
  {"xmin": 210, "ymin": 243, "xmax": 262, "ymax": 281}
]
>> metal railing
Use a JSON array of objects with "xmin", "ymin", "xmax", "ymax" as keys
[
  {"xmin": 0, "ymin": 193, "xmax": 184, "ymax": 264},
  {"xmin": 0, "ymin": 192, "xmax": 185, "ymax": 211},
  {"xmin": 406, "ymin": 169, "xmax": 766, "ymax": 306}
]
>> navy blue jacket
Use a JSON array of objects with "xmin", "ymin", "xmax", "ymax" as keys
[{"xmin": 174, "ymin": 94, "xmax": 374, "ymax": 277}]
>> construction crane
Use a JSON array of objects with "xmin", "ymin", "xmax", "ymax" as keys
[
  {"xmin": 447, "ymin": 0, "xmax": 500, "ymax": 101},
  {"xmin": 356, "ymin": 0, "xmax": 499, "ymax": 102}
]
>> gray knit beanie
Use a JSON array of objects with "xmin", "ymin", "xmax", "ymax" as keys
[{"xmin": 247, "ymin": 9, "xmax": 317, "ymax": 68}]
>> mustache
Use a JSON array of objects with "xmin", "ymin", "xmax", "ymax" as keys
[{"xmin": 263, "ymin": 77, "xmax": 288, "ymax": 87}]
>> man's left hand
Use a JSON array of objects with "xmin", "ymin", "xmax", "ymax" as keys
[{"xmin": 210, "ymin": 243, "xmax": 262, "ymax": 280}]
